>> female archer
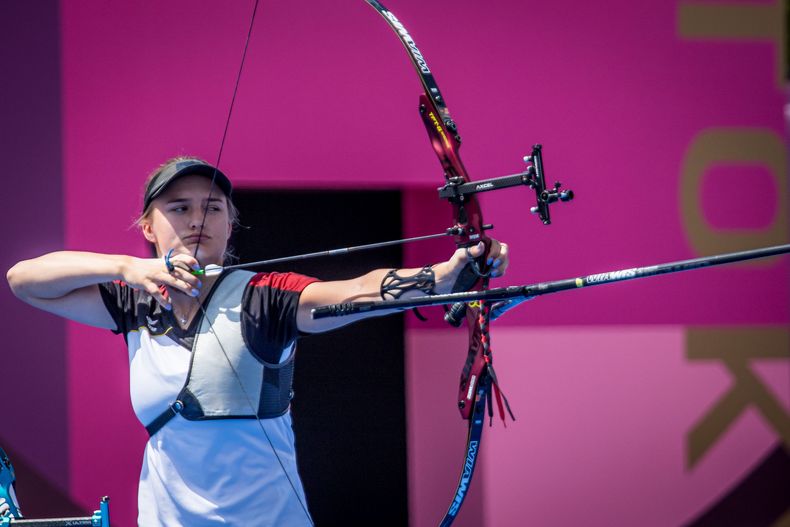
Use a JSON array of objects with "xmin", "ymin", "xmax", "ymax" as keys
[{"xmin": 6, "ymin": 157, "xmax": 508, "ymax": 526}]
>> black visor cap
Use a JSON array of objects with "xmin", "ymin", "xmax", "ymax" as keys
[{"xmin": 142, "ymin": 160, "xmax": 233, "ymax": 212}]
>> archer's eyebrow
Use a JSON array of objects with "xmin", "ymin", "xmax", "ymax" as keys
[{"xmin": 165, "ymin": 197, "xmax": 225, "ymax": 205}]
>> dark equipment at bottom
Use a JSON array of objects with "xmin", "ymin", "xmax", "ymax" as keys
[{"xmin": 0, "ymin": 496, "xmax": 109, "ymax": 527}]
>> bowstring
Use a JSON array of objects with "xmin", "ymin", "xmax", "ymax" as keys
[
  {"xmin": 190, "ymin": 0, "xmax": 314, "ymax": 523},
  {"xmin": 192, "ymin": 0, "xmax": 259, "ymax": 261}
]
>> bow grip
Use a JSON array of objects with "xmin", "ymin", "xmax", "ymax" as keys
[{"xmin": 452, "ymin": 237, "xmax": 493, "ymax": 294}]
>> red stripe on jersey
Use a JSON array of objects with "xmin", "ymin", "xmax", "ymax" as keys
[{"xmin": 250, "ymin": 272, "xmax": 318, "ymax": 293}]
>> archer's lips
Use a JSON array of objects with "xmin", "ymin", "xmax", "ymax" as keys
[{"xmin": 182, "ymin": 235, "xmax": 210, "ymax": 244}]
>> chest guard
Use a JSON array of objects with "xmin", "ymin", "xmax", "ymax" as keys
[{"xmin": 146, "ymin": 270, "xmax": 296, "ymax": 437}]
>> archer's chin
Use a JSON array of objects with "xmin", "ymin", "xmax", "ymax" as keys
[{"xmin": 193, "ymin": 247, "xmax": 224, "ymax": 268}]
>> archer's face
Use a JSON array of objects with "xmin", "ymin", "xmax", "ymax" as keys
[{"xmin": 142, "ymin": 175, "xmax": 233, "ymax": 266}]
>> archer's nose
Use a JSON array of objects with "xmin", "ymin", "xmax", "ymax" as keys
[{"xmin": 188, "ymin": 212, "xmax": 203, "ymax": 230}]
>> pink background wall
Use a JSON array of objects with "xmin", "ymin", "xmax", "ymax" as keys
[
  {"xmin": 407, "ymin": 327, "xmax": 789, "ymax": 526},
  {"xmin": 3, "ymin": 0, "xmax": 787, "ymax": 525}
]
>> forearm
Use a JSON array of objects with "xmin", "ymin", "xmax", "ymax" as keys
[
  {"xmin": 348, "ymin": 261, "xmax": 455, "ymax": 302},
  {"xmin": 6, "ymin": 251, "xmax": 132, "ymax": 300},
  {"xmin": 298, "ymin": 240, "xmax": 509, "ymax": 332},
  {"xmin": 297, "ymin": 261, "xmax": 460, "ymax": 333}
]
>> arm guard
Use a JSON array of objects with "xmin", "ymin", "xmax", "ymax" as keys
[{"xmin": 380, "ymin": 265, "xmax": 436, "ymax": 300}]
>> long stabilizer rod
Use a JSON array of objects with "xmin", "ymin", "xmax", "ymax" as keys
[{"xmin": 312, "ymin": 243, "xmax": 790, "ymax": 319}]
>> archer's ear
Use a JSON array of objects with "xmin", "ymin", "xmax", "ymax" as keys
[{"xmin": 141, "ymin": 220, "xmax": 156, "ymax": 244}]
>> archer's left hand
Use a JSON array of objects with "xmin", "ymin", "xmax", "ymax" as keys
[{"xmin": 437, "ymin": 240, "xmax": 509, "ymax": 294}]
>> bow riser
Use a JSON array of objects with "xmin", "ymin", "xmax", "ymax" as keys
[
  {"xmin": 418, "ymin": 95, "xmax": 488, "ymax": 254},
  {"xmin": 416, "ymin": 76, "xmax": 491, "ymax": 423}
]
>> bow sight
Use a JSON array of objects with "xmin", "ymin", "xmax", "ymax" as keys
[{"xmin": 437, "ymin": 144, "xmax": 574, "ymax": 226}]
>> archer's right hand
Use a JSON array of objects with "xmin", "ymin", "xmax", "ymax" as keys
[{"xmin": 122, "ymin": 252, "xmax": 203, "ymax": 309}]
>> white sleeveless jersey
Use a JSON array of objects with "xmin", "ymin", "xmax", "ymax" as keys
[{"xmin": 99, "ymin": 272, "xmax": 317, "ymax": 526}]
